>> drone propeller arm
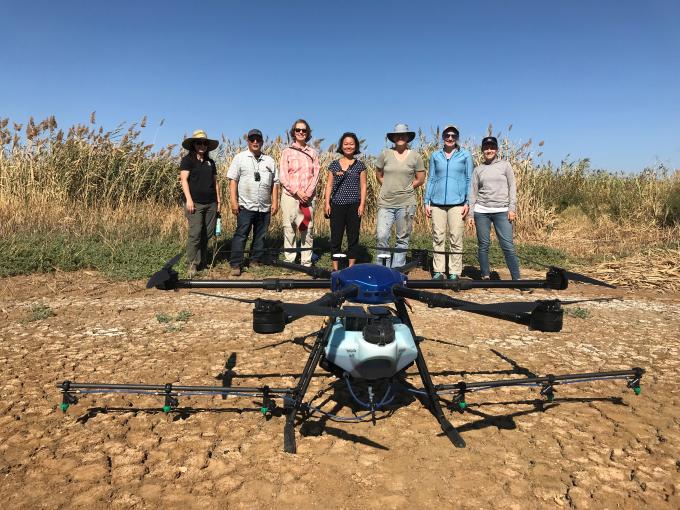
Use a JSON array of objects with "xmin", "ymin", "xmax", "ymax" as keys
[
  {"xmin": 405, "ymin": 278, "xmax": 549, "ymax": 291},
  {"xmin": 392, "ymin": 286, "xmax": 532, "ymax": 326},
  {"xmin": 179, "ymin": 278, "xmax": 332, "ymax": 291}
]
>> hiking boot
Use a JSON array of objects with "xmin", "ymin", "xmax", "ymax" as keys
[
  {"xmin": 432, "ymin": 272, "xmax": 444, "ymax": 280},
  {"xmin": 230, "ymin": 266, "xmax": 241, "ymax": 277}
]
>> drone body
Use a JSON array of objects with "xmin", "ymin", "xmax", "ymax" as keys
[{"xmin": 58, "ymin": 251, "xmax": 644, "ymax": 454}]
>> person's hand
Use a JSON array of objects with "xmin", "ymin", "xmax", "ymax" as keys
[
  {"xmin": 216, "ymin": 202, "xmax": 221, "ymax": 213},
  {"xmin": 357, "ymin": 204, "xmax": 365, "ymax": 217},
  {"xmin": 271, "ymin": 203, "xmax": 279, "ymax": 216},
  {"xmin": 298, "ymin": 192, "xmax": 310, "ymax": 205},
  {"xmin": 467, "ymin": 217, "xmax": 475, "ymax": 228},
  {"xmin": 186, "ymin": 199, "xmax": 195, "ymax": 214},
  {"xmin": 325, "ymin": 203, "xmax": 331, "ymax": 217},
  {"xmin": 231, "ymin": 202, "xmax": 239, "ymax": 215},
  {"xmin": 508, "ymin": 211, "xmax": 516, "ymax": 222},
  {"xmin": 461, "ymin": 204, "xmax": 469, "ymax": 217},
  {"xmin": 425, "ymin": 205, "xmax": 431, "ymax": 218}
]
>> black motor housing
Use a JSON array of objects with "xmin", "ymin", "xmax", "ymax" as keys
[
  {"xmin": 253, "ymin": 300, "xmax": 286, "ymax": 334},
  {"xmin": 530, "ymin": 301, "xmax": 564, "ymax": 332}
]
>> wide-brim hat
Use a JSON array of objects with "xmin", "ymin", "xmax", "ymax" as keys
[
  {"xmin": 386, "ymin": 123, "xmax": 416, "ymax": 143},
  {"xmin": 182, "ymin": 129, "xmax": 219, "ymax": 151}
]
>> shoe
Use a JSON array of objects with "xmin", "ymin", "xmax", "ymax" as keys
[
  {"xmin": 481, "ymin": 275, "xmax": 490, "ymax": 281},
  {"xmin": 448, "ymin": 274, "xmax": 459, "ymax": 281},
  {"xmin": 249, "ymin": 260, "xmax": 260, "ymax": 268},
  {"xmin": 230, "ymin": 266, "xmax": 241, "ymax": 277},
  {"xmin": 187, "ymin": 264, "xmax": 198, "ymax": 278},
  {"xmin": 432, "ymin": 272, "xmax": 444, "ymax": 280}
]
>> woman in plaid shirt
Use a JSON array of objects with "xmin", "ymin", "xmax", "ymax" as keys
[{"xmin": 279, "ymin": 119, "xmax": 320, "ymax": 266}]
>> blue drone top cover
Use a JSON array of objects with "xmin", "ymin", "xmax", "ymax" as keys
[{"xmin": 331, "ymin": 263, "xmax": 407, "ymax": 304}]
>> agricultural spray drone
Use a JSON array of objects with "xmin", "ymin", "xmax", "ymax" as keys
[{"xmin": 59, "ymin": 250, "xmax": 644, "ymax": 453}]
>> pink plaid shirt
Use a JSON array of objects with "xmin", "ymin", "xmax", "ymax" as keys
[{"xmin": 279, "ymin": 143, "xmax": 320, "ymax": 198}]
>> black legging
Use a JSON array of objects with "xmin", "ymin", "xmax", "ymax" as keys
[{"xmin": 330, "ymin": 202, "xmax": 361, "ymax": 259}]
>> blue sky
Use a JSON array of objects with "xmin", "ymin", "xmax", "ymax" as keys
[{"xmin": 2, "ymin": 0, "xmax": 679, "ymax": 172}]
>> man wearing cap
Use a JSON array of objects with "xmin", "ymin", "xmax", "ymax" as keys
[
  {"xmin": 375, "ymin": 123, "xmax": 426, "ymax": 268},
  {"xmin": 180, "ymin": 129, "xmax": 221, "ymax": 276},
  {"xmin": 424, "ymin": 125, "xmax": 473, "ymax": 280},
  {"xmin": 227, "ymin": 129, "xmax": 280, "ymax": 276}
]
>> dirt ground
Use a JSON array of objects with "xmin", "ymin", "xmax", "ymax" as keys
[{"xmin": 1, "ymin": 268, "xmax": 679, "ymax": 509}]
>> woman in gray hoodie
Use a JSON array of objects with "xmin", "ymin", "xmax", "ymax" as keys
[{"xmin": 467, "ymin": 136, "xmax": 521, "ymax": 280}]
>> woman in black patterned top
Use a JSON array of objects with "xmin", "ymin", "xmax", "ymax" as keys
[{"xmin": 324, "ymin": 132, "xmax": 367, "ymax": 270}]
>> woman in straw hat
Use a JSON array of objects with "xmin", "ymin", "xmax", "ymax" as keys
[
  {"xmin": 179, "ymin": 129, "xmax": 221, "ymax": 276},
  {"xmin": 375, "ymin": 123, "xmax": 425, "ymax": 268}
]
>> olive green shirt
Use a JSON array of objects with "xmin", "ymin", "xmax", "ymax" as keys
[{"xmin": 375, "ymin": 149, "xmax": 425, "ymax": 208}]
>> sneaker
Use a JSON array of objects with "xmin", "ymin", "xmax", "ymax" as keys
[
  {"xmin": 230, "ymin": 266, "xmax": 241, "ymax": 277},
  {"xmin": 481, "ymin": 275, "xmax": 490, "ymax": 281},
  {"xmin": 432, "ymin": 272, "xmax": 444, "ymax": 280},
  {"xmin": 448, "ymin": 274, "xmax": 459, "ymax": 281}
]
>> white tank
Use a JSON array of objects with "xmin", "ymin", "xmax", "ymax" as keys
[{"xmin": 324, "ymin": 315, "xmax": 418, "ymax": 380}]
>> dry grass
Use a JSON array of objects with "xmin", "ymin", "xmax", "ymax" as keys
[{"xmin": 1, "ymin": 115, "xmax": 679, "ymax": 272}]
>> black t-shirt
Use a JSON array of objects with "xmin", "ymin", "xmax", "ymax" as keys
[{"xmin": 179, "ymin": 153, "xmax": 217, "ymax": 204}]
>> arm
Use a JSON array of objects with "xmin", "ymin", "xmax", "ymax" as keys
[
  {"xmin": 278, "ymin": 149, "xmax": 295, "ymax": 197},
  {"xmin": 375, "ymin": 150, "xmax": 385, "ymax": 185},
  {"xmin": 271, "ymin": 183, "xmax": 280, "ymax": 216},
  {"xmin": 324, "ymin": 170, "xmax": 334, "ymax": 217},
  {"xmin": 180, "ymin": 170, "xmax": 194, "ymax": 213},
  {"xmin": 304, "ymin": 149, "xmax": 321, "ymax": 199},
  {"xmin": 461, "ymin": 152, "xmax": 474, "ymax": 217},
  {"xmin": 467, "ymin": 168, "xmax": 479, "ymax": 226},
  {"xmin": 424, "ymin": 154, "xmax": 435, "ymax": 218},
  {"xmin": 412, "ymin": 154, "xmax": 426, "ymax": 189},
  {"xmin": 229, "ymin": 179, "xmax": 239, "ymax": 215},
  {"xmin": 358, "ymin": 169, "xmax": 367, "ymax": 217},
  {"xmin": 506, "ymin": 162, "xmax": 517, "ymax": 221},
  {"xmin": 214, "ymin": 174, "xmax": 221, "ymax": 213}
]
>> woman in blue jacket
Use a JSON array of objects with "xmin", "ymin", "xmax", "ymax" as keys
[{"xmin": 424, "ymin": 125, "xmax": 473, "ymax": 280}]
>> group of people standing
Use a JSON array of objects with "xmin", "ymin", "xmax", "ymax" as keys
[{"xmin": 179, "ymin": 121, "xmax": 521, "ymax": 281}]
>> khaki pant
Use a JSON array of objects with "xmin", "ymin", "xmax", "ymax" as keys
[
  {"xmin": 431, "ymin": 204, "xmax": 465, "ymax": 275},
  {"xmin": 281, "ymin": 193, "xmax": 314, "ymax": 265}
]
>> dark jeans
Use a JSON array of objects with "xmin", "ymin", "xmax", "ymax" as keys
[
  {"xmin": 474, "ymin": 211, "xmax": 521, "ymax": 280},
  {"xmin": 185, "ymin": 201, "xmax": 217, "ymax": 268},
  {"xmin": 330, "ymin": 202, "xmax": 361, "ymax": 259},
  {"xmin": 230, "ymin": 208, "xmax": 271, "ymax": 268}
]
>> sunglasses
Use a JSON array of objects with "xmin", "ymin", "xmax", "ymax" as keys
[
  {"xmin": 294, "ymin": 128, "xmax": 308, "ymax": 134},
  {"xmin": 482, "ymin": 145, "xmax": 498, "ymax": 150},
  {"xmin": 194, "ymin": 140, "xmax": 208, "ymax": 146},
  {"xmin": 443, "ymin": 133, "xmax": 458, "ymax": 140},
  {"xmin": 248, "ymin": 136, "xmax": 263, "ymax": 143}
]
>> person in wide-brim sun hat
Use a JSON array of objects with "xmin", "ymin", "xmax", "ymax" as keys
[
  {"xmin": 385, "ymin": 123, "xmax": 416, "ymax": 144},
  {"xmin": 182, "ymin": 129, "xmax": 219, "ymax": 151}
]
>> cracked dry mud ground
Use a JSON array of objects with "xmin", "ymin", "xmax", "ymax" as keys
[{"xmin": 1, "ymin": 271, "xmax": 679, "ymax": 509}]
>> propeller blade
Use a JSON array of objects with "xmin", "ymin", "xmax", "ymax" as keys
[
  {"xmin": 562, "ymin": 271, "xmax": 615, "ymax": 289},
  {"xmin": 393, "ymin": 260, "xmax": 420, "ymax": 274},
  {"xmin": 190, "ymin": 291, "xmax": 258, "ymax": 304},
  {"xmin": 456, "ymin": 297, "xmax": 617, "ymax": 315},
  {"xmin": 191, "ymin": 292, "xmax": 373, "ymax": 319},
  {"xmin": 163, "ymin": 253, "xmax": 182, "ymax": 270},
  {"xmin": 267, "ymin": 259, "xmax": 332, "ymax": 279},
  {"xmin": 281, "ymin": 303, "xmax": 373, "ymax": 319}
]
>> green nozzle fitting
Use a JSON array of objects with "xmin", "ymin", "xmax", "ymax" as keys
[
  {"xmin": 162, "ymin": 405, "xmax": 171, "ymax": 413},
  {"xmin": 260, "ymin": 407, "xmax": 269, "ymax": 415},
  {"xmin": 633, "ymin": 386, "xmax": 641, "ymax": 395},
  {"xmin": 60, "ymin": 403, "xmax": 69, "ymax": 413},
  {"xmin": 458, "ymin": 401, "xmax": 467, "ymax": 410}
]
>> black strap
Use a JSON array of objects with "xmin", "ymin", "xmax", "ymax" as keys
[{"xmin": 329, "ymin": 160, "xmax": 355, "ymax": 204}]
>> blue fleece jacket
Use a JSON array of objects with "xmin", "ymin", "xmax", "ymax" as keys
[{"xmin": 424, "ymin": 148, "xmax": 473, "ymax": 206}]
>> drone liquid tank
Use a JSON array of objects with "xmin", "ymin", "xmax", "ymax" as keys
[{"xmin": 324, "ymin": 310, "xmax": 418, "ymax": 380}]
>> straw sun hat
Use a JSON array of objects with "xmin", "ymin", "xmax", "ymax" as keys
[{"xmin": 182, "ymin": 129, "xmax": 219, "ymax": 151}]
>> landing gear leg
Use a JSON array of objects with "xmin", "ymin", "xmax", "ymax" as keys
[
  {"xmin": 283, "ymin": 323, "xmax": 332, "ymax": 453},
  {"xmin": 395, "ymin": 299, "xmax": 466, "ymax": 448}
]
